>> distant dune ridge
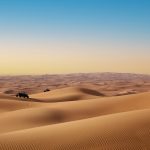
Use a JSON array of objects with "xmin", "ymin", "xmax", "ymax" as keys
[
  {"xmin": 0, "ymin": 72, "xmax": 150, "ymax": 96},
  {"xmin": 0, "ymin": 73, "xmax": 150, "ymax": 149}
]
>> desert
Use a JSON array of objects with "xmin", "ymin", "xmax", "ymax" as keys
[
  {"xmin": 0, "ymin": 0, "xmax": 150, "ymax": 149},
  {"xmin": 0, "ymin": 73, "xmax": 150, "ymax": 149}
]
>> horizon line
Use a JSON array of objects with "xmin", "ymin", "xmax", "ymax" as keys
[{"xmin": 0, "ymin": 72, "xmax": 150, "ymax": 77}]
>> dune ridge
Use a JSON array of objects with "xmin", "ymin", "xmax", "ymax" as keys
[{"xmin": 30, "ymin": 87, "xmax": 105, "ymax": 102}]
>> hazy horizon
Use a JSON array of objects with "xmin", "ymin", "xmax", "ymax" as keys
[{"xmin": 0, "ymin": 0, "xmax": 150, "ymax": 75}]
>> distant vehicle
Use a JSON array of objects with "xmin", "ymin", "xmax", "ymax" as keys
[
  {"xmin": 44, "ymin": 89, "xmax": 50, "ymax": 92},
  {"xmin": 16, "ymin": 92, "xmax": 29, "ymax": 99}
]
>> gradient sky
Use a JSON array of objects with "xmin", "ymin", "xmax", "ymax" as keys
[{"xmin": 0, "ymin": 0, "xmax": 150, "ymax": 75}]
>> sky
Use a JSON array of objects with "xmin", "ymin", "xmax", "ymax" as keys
[{"xmin": 0, "ymin": 0, "xmax": 150, "ymax": 75}]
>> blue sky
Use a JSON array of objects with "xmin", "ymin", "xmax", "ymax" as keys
[
  {"xmin": 1, "ymin": 0, "xmax": 150, "ymax": 38},
  {"xmin": 0, "ymin": 0, "xmax": 150, "ymax": 74}
]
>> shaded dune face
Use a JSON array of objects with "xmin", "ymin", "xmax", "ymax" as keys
[
  {"xmin": 79, "ymin": 88, "xmax": 105, "ymax": 96},
  {"xmin": 0, "ymin": 86, "xmax": 150, "ymax": 149},
  {"xmin": 0, "ymin": 108, "xmax": 66, "ymax": 134}
]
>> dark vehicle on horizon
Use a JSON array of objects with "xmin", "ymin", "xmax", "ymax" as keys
[
  {"xmin": 44, "ymin": 89, "xmax": 50, "ymax": 92},
  {"xmin": 16, "ymin": 92, "xmax": 29, "ymax": 99}
]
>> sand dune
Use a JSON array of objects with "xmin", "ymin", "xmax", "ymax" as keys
[
  {"xmin": 0, "ymin": 93, "xmax": 19, "ymax": 101},
  {"xmin": 0, "ymin": 92, "xmax": 150, "ymax": 134},
  {"xmin": 0, "ymin": 85, "xmax": 150, "ymax": 149},
  {"xmin": 0, "ymin": 107, "xmax": 64, "ymax": 134},
  {"xmin": 0, "ymin": 94, "xmax": 43, "ymax": 113},
  {"xmin": 0, "ymin": 109, "xmax": 150, "ymax": 150},
  {"xmin": 30, "ymin": 87, "xmax": 105, "ymax": 102}
]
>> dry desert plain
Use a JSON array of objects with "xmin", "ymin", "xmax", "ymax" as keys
[{"xmin": 0, "ymin": 73, "xmax": 150, "ymax": 149}]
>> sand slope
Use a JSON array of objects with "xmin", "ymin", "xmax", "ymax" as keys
[
  {"xmin": 0, "ymin": 109, "xmax": 150, "ymax": 150},
  {"xmin": 0, "ymin": 94, "xmax": 43, "ymax": 113},
  {"xmin": 0, "ymin": 92, "xmax": 150, "ymax": 134},
  {"xmin": 0, "ymin": 87, "xmax": 150, "ymax": 149},
  {"xmin": 30, "ymin": 87, "xmax": 105, "ymax": 102}
]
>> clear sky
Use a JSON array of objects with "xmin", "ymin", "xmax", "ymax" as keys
[{"xmin": 0, "ymin": 0, "xmax": 150, "ymax": 75}]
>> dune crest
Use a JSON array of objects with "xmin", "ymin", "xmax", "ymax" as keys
[{"xmin": 30, "ymin": 87, "xmax": 105, "ymax": 102}]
